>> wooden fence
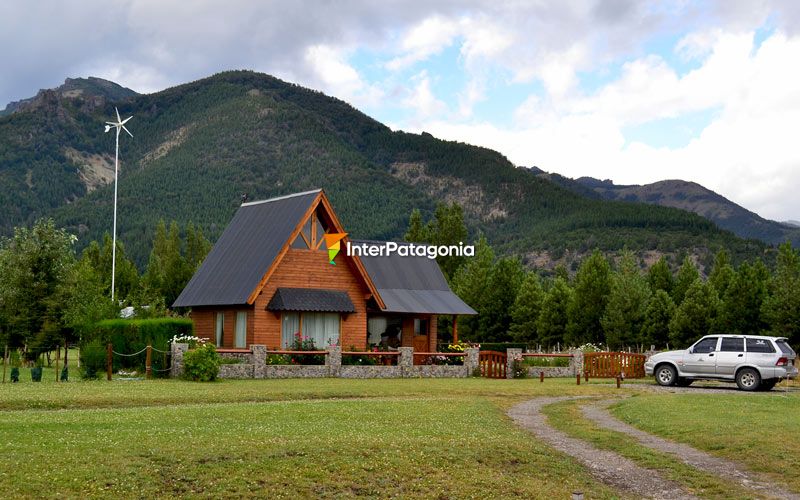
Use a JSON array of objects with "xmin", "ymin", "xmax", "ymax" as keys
[
  {"xmin": 479, "ymin": 351, "xmax": 507, "ymax": 379},
  {"xmin": 583, "ymin": 351, "xmax": 646, "ymax": 379}
]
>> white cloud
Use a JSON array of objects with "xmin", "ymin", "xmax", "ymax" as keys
[
  {"xmin": 402, "ymin": 71, "xmax": 448, "ymax": 124},
  {"xmin": 386, "ymin": 16, "xmax": 460, "ymax": 71},
  {"xmin": 405, "ymin": 30, "xmax": 800, "ymax": 221}
]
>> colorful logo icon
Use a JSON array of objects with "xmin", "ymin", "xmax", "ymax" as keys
[{"xmin": 323, "ymin": 233, "xmax": 347, "ymax": 265}]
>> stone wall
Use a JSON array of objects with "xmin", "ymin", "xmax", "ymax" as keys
[
  {"xmin": 508, "ymin": 348, "xmax": 583, "ymax": 379},
  {"xmin": 172, "ymin": 344, "xmax": 479, "ymax": 379}
]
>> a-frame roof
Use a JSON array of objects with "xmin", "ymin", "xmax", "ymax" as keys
[{"xmin": 173, "ymin": 189, "xmax": 322, "ymax": 307}]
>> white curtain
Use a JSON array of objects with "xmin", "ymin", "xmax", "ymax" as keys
[
  {"xmin": 281, "ymin": 312, "xmax": 300, "ymax": 348},
  {"xmin": 215, "ymin": 313, "xmax": 224, "ymax": 347},
  {"xmin": 302, "ymin": 312, "xmax": 340, "ymax": 348},
  {"xmin": 234, "ymin": 311, "xmax": 247, "ymax": 348},
  {"xmin": 368, "ymin": 317, "xmax": 387, "ymax": 345}
]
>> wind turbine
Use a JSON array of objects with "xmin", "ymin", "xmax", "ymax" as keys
[{"xmin": 104, "ymin": 107, "xmax": 133, "ymax": 303}]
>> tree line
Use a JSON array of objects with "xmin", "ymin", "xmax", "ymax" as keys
[
  {"xmin": 0, "ymin": 218, "xmax": 210, "ymax": 360},
  {"xmin": 407, "ymin": 204, "xmax": 800, "ymax": 351}
]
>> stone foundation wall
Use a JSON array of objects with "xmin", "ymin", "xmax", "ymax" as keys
[
  {"xmin": 171, "ymin": 344, "xmax": 479, "ymax": 379},
  {"xmin": 526, "ymin": 366, "xmax": 574, "ymax": 378}
]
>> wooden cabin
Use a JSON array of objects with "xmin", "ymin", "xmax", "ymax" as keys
[{"xmin": 172, "ymin": 189, "xmax": 476, "ymax": 353}]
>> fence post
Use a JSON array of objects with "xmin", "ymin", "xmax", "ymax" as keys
[
  {"xmin": 2, "ymin": 344, "xmax": 7, "ymax": 383},
  {"xmin": 170, "ymin": 343, "xmax": 189, "ymax": 378},
  {"xmin": 145, "ymin": 344, "xmax": 152, "ymax": 379},
  {"xmin": 251, "ymin": 345, "xmax": 266, "ymax": 378},
  {"xmin": 325, "ymin": 346, "xmax": 341, "ymax": 377},
  {"xmin": 106, "ymin": 343, "xmax": 113, "ymax": 381},
  {"xmin": 506, "ymin": 348, "xmax": 522, "ymax": 379},
  {"xmin": 398, "ymin": 347, "xmax": 413, "ymax": 377},
  {"xmin": 464, "ymin": 348, "xmax": 479, "ymax": 376},
  {"xmin": 540, "ymin": 371, "xmax": 544, "ymax": 383},
  {"xmin": 576, "ymin": 373, "xmax": 580, "ymax": 385}
]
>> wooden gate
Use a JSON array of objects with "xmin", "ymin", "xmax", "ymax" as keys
[
  {"xmin": 479, "ymin": 351, "xmax": 507, "ymax": 379},
  {"xmin": 583, "ymin": 352, "xmax": 646, "ymax": 379}
]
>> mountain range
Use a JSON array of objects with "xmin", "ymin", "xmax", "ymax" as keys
[
  {"xmin": 527, "ymin": 167, "xmax": 800, "ymax": 247},
  {"xmin": 0, "ymin": 71, "xmax": 768, "ymax": 271}
]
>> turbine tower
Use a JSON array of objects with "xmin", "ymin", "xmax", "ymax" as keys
[{"xmin": 104, "ymin": 107, "xmax": 133, "ymax": 302}]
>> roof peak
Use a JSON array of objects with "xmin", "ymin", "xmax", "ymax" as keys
[{"xmin": 241, "ymin": 189, "xmax": 321, "ymax": 207}]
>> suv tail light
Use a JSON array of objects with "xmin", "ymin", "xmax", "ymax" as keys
[{"xmin": 776, "ymin": 357, "xmax": 788, "ymax": 366}]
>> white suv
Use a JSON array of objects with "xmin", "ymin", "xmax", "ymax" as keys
[{"xmin": 645, "ymin": 335, "xmax": 797, "ymax": 391}]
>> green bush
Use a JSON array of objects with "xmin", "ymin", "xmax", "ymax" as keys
[
  {"xmin": 182, "ymin": 344, "xmax": 220, "ymax": 382},
  {"xmin": 522, "ymin": 356, "xmax": 571, "ymax": 368},
  {"xmin": 79, "ymin": 341, "xmax": 107, "ymax": 380},
  {"xmin": 478, "ymin": 342, "xmax": 528, "ymax": 352},
  {"xmin": 81, "ymin": 318, "xmax": 193, "ymax": 377}
]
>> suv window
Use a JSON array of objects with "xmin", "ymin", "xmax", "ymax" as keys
[
  {"xmin": 776, "ymin": 339, "xmax": 796, "ymax": 356},
  {"xmin": 720, "ymin": 337, "xmax": 744, "ymax": 352},
  {"xmin": 693, "ymin": 337, "xmax": 718, "ymax": 353},
  {"xmin": 746, "ymin": 338, "xmax": 776, "ymax": 353}
]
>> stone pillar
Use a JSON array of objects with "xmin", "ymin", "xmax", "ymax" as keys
[
  {"xmin": 569, "ymin": 349, "xmax": 583, "ymax": 377},
  {"xmin": 171, "ymin": 343, "xmax": 189, "ymax": 378},
  {"xmin": 326, "ymin": 346, "xmax": 341, "ymax": 377},
  {"xmin": 251, "ymin": 345, "xmax": 266, "ymax": 379},
  {"xmin": 506, "ymin": 348, "xmax": 522, "ymax": 379},
  {"xmin": 398, "ymin": 347, "xmax": 413, "ymax": 377},
  {"xmin": 464, "ymin": 348, "xmax": 479, "ymax": 376}
]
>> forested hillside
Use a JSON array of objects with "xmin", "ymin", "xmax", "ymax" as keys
[{"xmin": 0, "ymin": 70, "xmax": 766, "ymax": 268}]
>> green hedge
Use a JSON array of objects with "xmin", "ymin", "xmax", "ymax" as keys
[
  {"xmin": 80, "ymin": 318, "xmax": 193, "ymax": 377},
  {"xmin": 477, "ymin": 342, "xmax": 528, "ymax": 352}
]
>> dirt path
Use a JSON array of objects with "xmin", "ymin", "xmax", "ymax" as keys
[
  {"xmin": 508, "ymin": 397, "xmax": 698, "ymax": 499},
  {"xmin": 582, "ymin": 400, "xmax": 800, "ymax": 500}
]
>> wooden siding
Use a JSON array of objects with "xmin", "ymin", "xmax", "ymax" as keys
[
  {"xmin": 252, "ymin": 247, "xmax": 370, "ymax": 349},
  {"xmin": 190, "ymin": 307, "xmax": 254, "ymax": 348}
]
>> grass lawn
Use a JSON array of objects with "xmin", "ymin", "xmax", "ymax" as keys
[
  {"xmin": 0, "ymin": 378, "xmax": 625, "ymax": 499},
  {"xmin": 613, "ymin": 392, "xmax": 800, "ymax": 492}
]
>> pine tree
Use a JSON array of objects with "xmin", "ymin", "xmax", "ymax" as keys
[
  {"xmin": 717, "ymin": 261, "xmax": 769, "ymax": 335},
  {"xmin": 81, "ymin": 233, "xmax": 140, "ymax": 301},
  {"xmin": 537, "ymin": 277, "xmax": 573, "ymax": 348},
  {"xmin": 669, "ymin": 280, "xmax": 719, "ymax": 347},
  {"xmin": 143, "ymin": 220, "xmax": 192, "ymax": 307},
  {"xmin": 185, "ymin": 222, "xmax": 212, "ymax": 271},
  {"xmin": 602, "ymin": 251, "xmax": 651, "ymax": 349},
  {"xmin": 672, "ymin": 256, "xmax": 700, "ymax": 305},
  {"xmin": 708, "ymin": 249, "xmax": 734, "ymax": 297},
  {"xmin": 509, "ymin": 272, "xmax": 544, "ymax": 343},
  {"xmin": 429, "ymin": 203, "xmax": 469, "ymax": 280},
  {"xmin": 566, "ymin": 250, "xmax": 611, "ymax": 346},
  {"xmin": 477, "ymin": 257, "xmax": 525, "ymax": 342},
  {"xmin": 647, "ymin": 257, "xmax": 673, "ymax": 294},
  {"xmin": 762, "ymin": 242, "xmax": 800, "ymax": 344},
  {"xmin": 404, "ymin": 209, "xmax": 429, "ymax": 243},
  {"xmin": 451, "ymin": 234, "xmax": 494, "ymax": 339},
  {"xmin": 641, "ymin": 290, "xmax": 676, "ymax": 349}
]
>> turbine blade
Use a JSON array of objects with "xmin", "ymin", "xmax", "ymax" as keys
[
  {"xmin": 115, "ymin": 107, "xmax": 121, "ymax": 123},
  {"xmin": 105, "ymin": 121, "xmax": 117, "ymax": 125},
  {"xmin": 122, "ymin": 125, "xmax": 133, "ymax": 138},
  {"xmin": 120, "ymin": 115, "xmax": 132, "ymax": 125}
]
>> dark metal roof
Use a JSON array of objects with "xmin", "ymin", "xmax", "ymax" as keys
[
  {"xmin": 353, "ymin": 240, "xmax": 477, "ymax": 315},
  {"xmin": 266, "ymin": 288, "xmax": 355, "ymax": 313},
  {"xmin": 172, "ymin": 190, "xmax": 320, "ymax": 307}
]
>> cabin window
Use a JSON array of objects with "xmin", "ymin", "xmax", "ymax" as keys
[
  {"xmin": 303, "ymin": 312, "xmax": 340, "ymax": 348},
  {"xmin": 414, "ymin": 318, "xmax": 429, "ymax": 336},
  {"xmin": 215, "ymin": 313, "xmax": 224, "ymax": 347},
  {"xmin": 290, "ymin": 210, "xmax": 331, "ymax": 250},
  {"xmin": 281, "ymin": 312, "xmax": 340, "ymax": 348},
  {"xmin": 281, "ymin": 312, "xmax": 300, "ymax": 347},
  {"xmin": 234, "ymin": 311, "xmax": 247, "ymax": 348}
]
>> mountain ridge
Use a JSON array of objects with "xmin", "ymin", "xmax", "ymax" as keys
[{"xmin": 0, "ymin": 70, "xmax": 766, "ymax": 270}]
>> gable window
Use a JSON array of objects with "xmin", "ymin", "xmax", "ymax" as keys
[
  {"xmin": 280, "ymin": 312, "xmax": 340, "ymax": 348},
  {"xmin": 290, "ymin": 209, "xmax": 331, "ymax": 250},
  {"xmin": 234, "ymin": 311, "xmax": 247, "ymax": 348},
  {"xmin": 215, "ymin": 312, "xmax": 224, "ymax": 347}
]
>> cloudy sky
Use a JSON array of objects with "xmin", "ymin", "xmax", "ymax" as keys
[{"xmin": 2, "ymin": 1, "xmax": 800, "ymax": 221}]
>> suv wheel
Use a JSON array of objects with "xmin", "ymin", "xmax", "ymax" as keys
[
  {"xmin": 736, "ymin": 368, "xmax": 761, "ymax": 391},
  {"xmin": 655, "ymin": 365, "xmax": 677, "ymax": 386}
]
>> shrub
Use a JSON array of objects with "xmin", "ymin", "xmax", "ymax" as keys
[
  {"xmin": 80, "ymin": 341, "xmax": 107, "ymax": 380},
  {"xmin": 286, "ymin": 333, "xmax": 325, "ymax": 365},
  {"xmin": 266, "ymin": 354, "xmax": 291, "ymax": 365},
  {"xmin": 182, "ymin": 344, "xmax": 220, "ymax": 382},
  {"xmin": 522, "ymin": 356, "xmax": 570, "ymax": 368}
]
